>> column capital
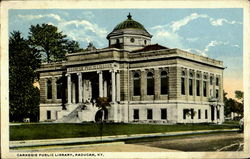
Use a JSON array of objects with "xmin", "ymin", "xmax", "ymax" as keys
[
  {"xmin": 66, "ymin": 73, "xmax": 71, "ymax": 77},
  {"xmin": 77, "ymin": 72, "xmax": 82, "ymax": 76},
  {"xmin": 97, "ymin": 70, "xmax": 103, "ymax": 74},
  {"xmin": 109, "ymin": 69, "xmax": 117, "ymax": 73}
]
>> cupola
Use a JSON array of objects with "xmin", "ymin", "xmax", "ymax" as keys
[{"xmin": 107, "ymin": 13, "xmax": 152, "ymax": 51}]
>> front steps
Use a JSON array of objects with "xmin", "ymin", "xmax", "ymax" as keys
[{"xmin": 55, "ymin": 103, "xmax": 99, "ymax": 123}]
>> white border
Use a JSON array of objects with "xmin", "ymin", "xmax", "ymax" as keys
[{"xmin": 1, "ymin": 0, "xmax": 250, "ymax": 158}]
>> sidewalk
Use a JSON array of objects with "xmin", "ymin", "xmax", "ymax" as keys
[{"xmin": 10, "ymin": 129, "xmax": 239, "ymax": 149}]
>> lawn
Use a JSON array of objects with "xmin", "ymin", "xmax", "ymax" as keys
[{"xmin": 10, "ymin": 123, "xmax": 238, "ymax": 141}]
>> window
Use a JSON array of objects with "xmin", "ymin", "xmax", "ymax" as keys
[
  {"xmin": 147, "ymin": 72, "xmax": 154, "ymax": 95},
  {"xmin": 47, "ymin": 111, "xmax": 51, "ymax": 120},
  {"xmin": 217, "ymin": 110, "xmax": 220, "ymax": 119},
  {"xmin": 181, "ymin": 77, "xmax": 185, "ymax": 95},
  {"xmin": 203, "ymin": 75, "xmax": 207, "ymax": 80},
  {"xmin": 189, "ymin": 79, "xmax": 193, "ymax": 95},
  {"xmin": 183, "ymin": 109, "xmax": 189, "ymax": 119},
  {"xmin": 47, "ymin": 79, "xmax": 52, "ymax": 99},
  {"xmin": 161, "ymin": 71, "xmax": 168, "ymax": 94},
  {"xmin": 197, "ymin": 74, "xmax": 200, "ymax": 78},
  {"xmin": 205, "ymin": 110, "xmax": 208, "ymax": 119},
  {"xmin": 116, "ymin": 39, "xmax": 120, "ymax": 44},
  {"xmin": 147, "ymin": 109, "xmax": 153, "ymax": 120},
  {"xmin": 133, "ymin": 73, "xmax": 140, "ymax": 96},
  {"xmin": 216, "ymin": 89, "xmax": 219, "ymax": 98},
  {"xmin": 196, "ymin": 80, "xmax": 200, "ymax": 96},
  {"xmin": 133, "ymin": 109, "xmax": 139, "ymax": 120},
  {"xmin": 203, "ymin": 81, "xmax": 207, "ymax": 97},
  {"xmin": 144, "ymin": 40, "xmax": 147, "ymax": 45},
  {"xmin": 190, "ymin": 109, "xmax": 194, "ymax": 119},
  {"xmin": 182, "ymin": 71, "xmax": 186, "ymax": 76},
  {"xmin": 210, "ymin": 76, "xmax": 213, "ymax": 85},
  {"xmin": 198, "ymin": 109, "xmax": 201, "ymax": 119},
  {"xmin": 161, "ymin": 109, "xmax": 167, "ymax": 120},
  {"xmin": 189, "ymin": 72, "xmax": 193, "ymax": 78},
  {"xmin": 56, "ymin": 80, "xmax": 62, "ymax": 99},
  {"xmin": 216, "ymin": 77, "xmax": 219, "ymax": 86}
]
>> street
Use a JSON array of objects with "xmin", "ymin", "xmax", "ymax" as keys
[
  {"xmin": 16, "ymin": 132, "xmax": 243, "ymax": 152},
  {"xmin": 128, "ymin": 132, "xmax": 243, "ymax": 151}
]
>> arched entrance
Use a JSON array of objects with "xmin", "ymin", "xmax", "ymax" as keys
[{"xmin": 95, "ymin": 108, "xmax": 108, "ymax": 122}]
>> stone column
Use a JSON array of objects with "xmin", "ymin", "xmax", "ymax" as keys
[
  {"xmin": 201, "ymin": 72, "xmax": 203, "ymax": 100},
  {"xmin": 83, "ymin": 80, "xmax": 86, "ymax": 102},
  {"xmin": 72, "ymin": 82, "xmax": 76, "ymax": 104},
  {"xmin": 52, "ymin": 76, "xmax": 56, "ymax": 102},
  {"xmin": 154, "ymin": 68, "xmax": 160, "ymax": 100},
  {"xmin": 98, "ymin": 71, "xmax": 104, "ymax": 97},
  {"xmin": 66, "ymin": 74, "xmax": 71, "ymax": 104},
  {"xmin": 111, "ymin": 70, "xmax": 116, "ymax": 102},
  {"xmin": 116, "ymin": 71, "xmax": 120, "ymax": 101},
  {"xmin": 220, "ymin": 105, "xmax": 224, "ymax": 123},
  {"xmin": 77, "ymin": 72, "xmax": 83, "ymax": 103},
  {"xmin": 140, "ymin": 70, "xmax": 146, "ymax": 100},
  {"xmin": 214, "ymin": 105, "xmax": 217, "ymax": 122},
  {"xmin": 104, "ymin": 80, "xmax": 107, "ymax": 97},
  {"xmin": 213, "ymin": 76, "xmax": 216, "ymax": 98}
]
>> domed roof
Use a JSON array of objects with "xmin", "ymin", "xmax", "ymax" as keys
[
  {"xmin": 113, "ymin": 13, "xmax": 146, "ymax": 31},
  {"xmin": 107, "ymin": 13, "xmax": 152, "ymax": 39}
]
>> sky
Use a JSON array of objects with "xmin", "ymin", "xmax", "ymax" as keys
[{"xmin": 9, "ymin": 9, "xmax": 243, "ymax": 98}]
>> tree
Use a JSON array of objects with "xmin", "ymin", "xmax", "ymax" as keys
[
  {"xmin": 95, "ymin": 97, "xmax": 111, "ymax": 142},
  {"xmin": 235, "ymin": 90, "xmax": 243, "ymax": 103},
  {"xmin": 235, "ymin": 90, "xmax": 244, "ymax": 116},
  {"xmin": 9, "ymin": 31, "xmax": 41, "ymax": 122},
  {"xmin": 66, "ymin": 40, "xmax": 82, "ymax": 53},
  {"xmin": 28, "ymin": 23, "xmax": 81, "ymax": 63},
  {"xmin": 224, "ymin": 90, "xmax": 244, "ymax": 117},
  {"xmin": 224, "ymin": 91, "xmax": 230, "ymax": 116}
]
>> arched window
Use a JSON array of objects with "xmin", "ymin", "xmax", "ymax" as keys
[
  {"xmin": 181, "ymin": 71, "xmax": 186, "ymax": 95},
  {"xmin": 204, "ymin": 74, "xmax": 208, "ymax": 97},
  {"xmin": 47, "ymin": 79, "xmax": 52, "ymax": 99},
  {"xmin": 147, "ymin": 72, "xmax": 154, "ymax": 95},
  {"xmin": 189, "ymin": 72, "xmax": 193, "ymax": 96},
  {"xmin": 161, "ymin": 71, "xmax": 169, "ymax": 94},
  {"xmin": 133, "ymin": 72, "xmax": 140, "ymax": 96},
  {"xmin": 210, "ymin": 76, "xmax": 213, "ymax": 85}
]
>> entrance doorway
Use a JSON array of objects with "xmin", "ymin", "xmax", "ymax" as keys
[{"xmin": 95, "ymin": 109, "xmax": 108, "ymax": 122}]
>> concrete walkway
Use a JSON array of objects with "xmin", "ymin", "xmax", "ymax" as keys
[{"xmin": 10, "ymin": 129, "xmax": 238, "ymax": 149}]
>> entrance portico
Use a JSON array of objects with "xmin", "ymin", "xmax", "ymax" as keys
[{"xmin": 65, "ymin": 66, "xmax": 121, "ymax": 121}]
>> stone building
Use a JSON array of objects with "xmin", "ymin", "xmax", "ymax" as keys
[{"xmin": 37, "ymin": 13, "xmax": 225, "ymax": 124}]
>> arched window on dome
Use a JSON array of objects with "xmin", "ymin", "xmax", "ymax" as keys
[
  {"xmin": 133, "ymin": 72, "xmax": 140, "ymax": 96},
  {"xmin": 147, "ymin": 72, "xmax": 154, "ymax": 95},
  {"xmin": 161, "ymin": 71, "xmax": 169, "ymax": 95},
  {"xmin": 116, "ymin": 39, "xmax": 120, "ymax": 44}
]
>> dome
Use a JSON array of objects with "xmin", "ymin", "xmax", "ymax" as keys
[
  {"xmin": 113, "ymin": 13, "xmax": 146, "ymax": 31},
  {"xmin": 107, "ymin": 13, "xmax": 152, "ymax": 39}
]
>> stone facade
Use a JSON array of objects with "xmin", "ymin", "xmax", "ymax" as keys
[{"xmin": 37, "ymin": 14, "xmax": 225, "ymax": 124}]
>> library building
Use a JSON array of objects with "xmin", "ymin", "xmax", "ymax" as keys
[{"xmin": 37, "ymin": 13, "xmax": 225, "ymax": 124}]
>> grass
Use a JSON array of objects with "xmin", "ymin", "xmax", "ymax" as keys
[
  {"xmin": 223, "ymin": 120, "xmax": 240, "ymax": 125},
  {"xmin": 10, "ymin": 123, "xmax": 238, "ymax": 141}
]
